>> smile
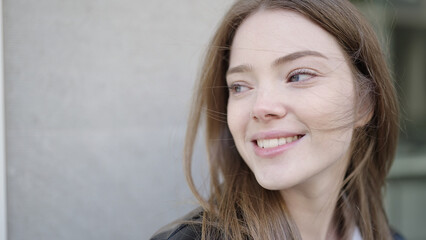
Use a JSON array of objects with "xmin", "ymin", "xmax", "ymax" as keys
[{"xmin": 256, "ymin": 135, "xmax": 303, "ymax": 149}]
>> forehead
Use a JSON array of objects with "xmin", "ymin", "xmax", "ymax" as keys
[{"xmin": 230, "ymin": 10, "xmax": 345, "ymax": 62}]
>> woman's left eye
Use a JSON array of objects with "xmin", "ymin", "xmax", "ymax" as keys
[{"xmin": 288, "ymin": 69, "xmax": 316, "ymax": 83}]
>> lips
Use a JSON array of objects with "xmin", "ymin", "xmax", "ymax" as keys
[
  {"xmin": 256, "ymin": 135, "xmax": 303, "ymax": 148},
  {"xmin": 250, "ymin": 132, "xmax": 305, "ymax": 158}
]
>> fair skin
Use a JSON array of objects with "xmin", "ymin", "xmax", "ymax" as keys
[{"xmin": 226, "ymin": 10, "xmax": 359, "ymax": 240}]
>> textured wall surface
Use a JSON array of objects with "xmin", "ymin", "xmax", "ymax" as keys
[{"xmin": 4, "ymin": 1, "xmax": 232, "ymax": 239}]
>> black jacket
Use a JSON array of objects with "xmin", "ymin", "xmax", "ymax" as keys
[
  {"xmin": 150, "ymin": 208, "xmax": 203, "ymax": 240},
  {"xmin": 150, "ymin": 208, "xmax": 405, "ymax": 240}
]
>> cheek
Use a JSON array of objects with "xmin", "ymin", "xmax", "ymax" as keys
[
  {"xmin": 304, "ymin": 87, "xmax": 356, "ymax": 153},
  {"xmin": 227, "ymin": 103, "xmax": 241, "ymax": 132},
  {"xmin": 227, "ymin": 101, "xmax": 249, "ymax": 142},
  {"xmin": 304, "ymin": 83, "xmax": 356, "ymax": 130}
]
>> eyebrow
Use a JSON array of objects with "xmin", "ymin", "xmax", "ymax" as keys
[
  {"xmin": 226, "ymin": 64, "xmax": 253, "ymax": 76},
  {"xmin": 226, "ymin": 50, "xmax": 328, "ymax": 77},
  {"xmin": 272, "ymin": 50, "xmax": 328, "ymax": 67}
]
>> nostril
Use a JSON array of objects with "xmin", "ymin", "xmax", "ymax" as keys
[{"xmin": 251, "ymin": 104, "xmax": 287, "ymax": 121}]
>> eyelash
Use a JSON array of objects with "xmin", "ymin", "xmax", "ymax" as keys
[
  {"xmin": 228, "ymin": 83, "xmax": 250, "ymax": 94},
  {"xmin": 287, "ymin": 68, "xmax": 317, "ymax": 82},
  {"xmin": 227, "ymin": 68, "xmax": 318, "ymax": 94}
]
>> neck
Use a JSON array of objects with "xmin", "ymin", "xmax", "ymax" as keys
[{"xmin": 280, "ymin": 178, "xmax": 342, "ymax": 240}]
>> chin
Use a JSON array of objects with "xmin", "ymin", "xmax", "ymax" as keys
[{"xmin": 254, "ymin": 174, "xmax": 297, "ymax": 191}]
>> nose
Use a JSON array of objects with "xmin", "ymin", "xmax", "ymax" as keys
[{"xmin": 251, "ymin": 88, "xmax": 287, "ymax": 121}]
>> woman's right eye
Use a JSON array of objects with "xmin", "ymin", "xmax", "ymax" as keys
[{"xmin": 228, "ymin": 83, "xmax": 250, "ymax": 94}]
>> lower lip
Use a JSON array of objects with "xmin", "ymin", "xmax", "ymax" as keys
[{"xmin": 252, "ymin": 136, "xmax": 303, "ymax": 158}]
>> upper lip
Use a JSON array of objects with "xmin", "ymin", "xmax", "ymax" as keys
[{"xmin": 250, "ymin": 130, "xmax": 304, "ymax": 141}]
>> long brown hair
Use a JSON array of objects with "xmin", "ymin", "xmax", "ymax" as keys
[{"xmin": 184, "ymin": 0, "xmax": 399, "ymax": 239}]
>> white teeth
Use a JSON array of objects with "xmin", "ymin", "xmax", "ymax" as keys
[{"xmin": 256, "ymin": 136, "xmax": 301, "ymax": 149}]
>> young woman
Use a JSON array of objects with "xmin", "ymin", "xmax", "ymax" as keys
[{"xmin": 152, "ymin": 0, "xmax": 400, "ymax": 239}]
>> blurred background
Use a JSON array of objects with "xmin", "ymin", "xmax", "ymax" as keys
[
  {"xmin": 1, "ymin": 0, "xmax": 425, "ymax": 239},
  {"xmin": 353, "ymin": 1, "xmax": 426, "ymax": 239}
]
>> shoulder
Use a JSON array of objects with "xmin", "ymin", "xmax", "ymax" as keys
[
  {"xmin": 150, "ymin": 224, "xmax": 202, "ymax": 240},
  {"xmin": 150, "ymin": 208, "xmax": 203, "ymax": 240}
]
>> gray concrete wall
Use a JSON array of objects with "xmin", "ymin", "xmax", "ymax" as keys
[{"xmin": 4, "ymin": 1, "xmax": 232, "ymax": 239}]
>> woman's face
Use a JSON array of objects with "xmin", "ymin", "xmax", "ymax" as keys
[{"xmin": 226, "ymin": 10, "xmax": 359, "ymax": 193}]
